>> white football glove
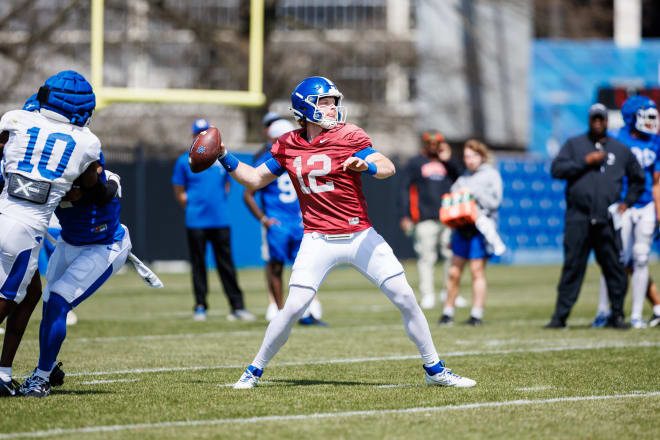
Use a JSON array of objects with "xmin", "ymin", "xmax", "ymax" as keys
[{"xmin": 104, "ymin": 169, "xmax": 122, "ymax": 198}]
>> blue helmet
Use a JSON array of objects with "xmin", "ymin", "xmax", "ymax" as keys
[
  {"xmin": 191, "ymin": 118, "xmax": 210, "ymax": 135},
  {"xmin": 22, "ymin": 94, "xmax": 40, "ymax": 112},
  {"xmin": 621, "ymin": 95, "xmax": 659, "ymax": 135},
  {"xmin": 290, "ymin": 76, "xmax": 346, "ymax": 129},
  {"xmin": 37, "ymin": 70, "xmax": 95, "ymax": 127}
]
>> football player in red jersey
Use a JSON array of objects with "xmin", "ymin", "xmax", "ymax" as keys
[{"xmin": 216, "ymin": 77, "xmax": 476, "ymax": 389}]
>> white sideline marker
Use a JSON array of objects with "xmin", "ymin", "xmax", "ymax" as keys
[{"xmin": 1, "ymin": 392, "xmax": 658, "ymax": 439}]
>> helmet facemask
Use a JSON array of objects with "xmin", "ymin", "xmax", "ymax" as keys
[
  {"xmin": 635, "ymin": 107, "xmax": 659, "ymax": 135},
  {"xmin": 306, "ymin": 93, "xmax": 346, "ymax": 129}
]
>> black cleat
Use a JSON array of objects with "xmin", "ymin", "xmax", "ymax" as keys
[
  {"xmin": 438, "ymin": 314, "xmax": 454, "ymax": 326},
  {"xmin": 605, "ymin": 315, "xmax": 630, "ymax": 330},
  {"xmin": 648, "ymin": 313, "xmax": 660, "ymax": 328},
  {"xmin": 544, "ymin": 318, "xmax": 566, "ymax": 329},
  {"xmin": 0, "ymin": 378, "xmax": 20, "ymax": 397},
  {"xmin": 50, "ymin": 362, "xmax": 65, "ymax": 387},
  {"xmin": 19, "ymin": 374, "xmax": 51, "ymax": 398},
  {"xmin": 465, "ymin": 316, "xmax": 482, "ymax": 326}
]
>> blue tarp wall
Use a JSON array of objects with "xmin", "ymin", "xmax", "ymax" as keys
[{"xmin": 531, "ymin": 39, "xmax": 660, "ymax": 155}]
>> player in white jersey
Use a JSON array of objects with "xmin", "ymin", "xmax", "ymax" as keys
[
  {"xmin": 593, "ymin": 96, "xmax": 660, "ymax": 328},
  {"xmin": 0, "ymin": 71, "xmax": 111, "ymax": 395}
]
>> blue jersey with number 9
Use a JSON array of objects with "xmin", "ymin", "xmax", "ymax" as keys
[
  {"xmin": 254, "ymin": 148, "xmax": 302, "ymax": 223},
  {"xmin": 0, "ymin": 109, "xmax": 101, "ymax": 231}
]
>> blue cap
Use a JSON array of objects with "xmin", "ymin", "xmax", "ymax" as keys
[
  {"xmin": 192, "ymin": 118, "xmax": 210, "ymax": 135},
  {"xmin": 262, "ymin": 111, "xmax": 282, "ymax": 127}
]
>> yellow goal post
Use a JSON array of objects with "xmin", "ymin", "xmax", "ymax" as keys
[{"xmin": 90, "ymin": 0, "xmax": 266, "ymax": 109}]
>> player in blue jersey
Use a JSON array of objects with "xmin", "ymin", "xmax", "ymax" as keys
[
  {"xmin": 243, "ymin": 118, "xmax": 325, "ymax": 325},
  {"xmin": 593, "ymin": 95, "xmax": 660, "ymax": 328},
  {"xmin": 18, "ymin": 150, "xmax": 128, "ymax": 397}
]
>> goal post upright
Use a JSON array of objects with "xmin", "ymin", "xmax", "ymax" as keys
[{"xmin": 90, "ymin": 0, "xmax": 266, "ymax": 109}]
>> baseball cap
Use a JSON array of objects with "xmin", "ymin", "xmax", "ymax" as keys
[
  {"xmin": 192, "ymin": 118, "xmax": 210, "ymax": 135},
  {"xmin": 262, "ymin": 111, "xmax": 282, "ymax": 127},
  {"xmin": 588, "ymin": 103, "xmax": 608, "ymax": 119},
  {"xmin": 268, "ymin": 119, "xmax": 296, "ymax": 139}
]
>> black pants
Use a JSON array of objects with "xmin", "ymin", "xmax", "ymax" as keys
[
  {"xmin": 552, "ymin": 220, "xmax": 627, "ymax": 322},
  {"xmin": 186, "ymin": 227, "xmax": 244, "ymax": 312}
]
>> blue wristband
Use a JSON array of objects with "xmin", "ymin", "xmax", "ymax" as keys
[
  {"xmin": 218, "ymin": 151, "xmax": 239, "ymax": 172},
  {"xmin": 365, "ymin": 161, "xmax": 377, "ymax": 175}
]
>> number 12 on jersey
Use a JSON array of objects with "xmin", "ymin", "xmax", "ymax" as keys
[
  {"xmin": 293, "ymin": 154, "xmax": 334, "ymax": 194},
  {"xmin": 17, "ymin": 126, "xmax": 77, "ymax": 180}
]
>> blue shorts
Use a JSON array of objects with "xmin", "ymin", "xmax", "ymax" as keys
[
  {"xmin": 264, "ymin": 222, "xmax": 304, "ymax": 264},
  {"xmin": 451, "ymin": 228, "xmax": 489, "ymax": 260}
]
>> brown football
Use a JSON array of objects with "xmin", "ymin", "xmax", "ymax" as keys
[{"xmin": 189, "ymin": 126, "xmax": 221, "ymax": 173}]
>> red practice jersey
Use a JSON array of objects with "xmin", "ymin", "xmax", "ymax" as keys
[{"xmin": 271, "ymin": 123, "xmax": 373, "ymax": 234}]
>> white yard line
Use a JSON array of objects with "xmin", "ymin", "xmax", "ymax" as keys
[
  {"xmin": 60, "ymin": 340, "xmax": 660, "ymax": 378},
  {"xmin": 80, "ymin": 379, "xmax": 139, "ymax": 385},
  {"xmin": 1, "ymin": 392, "xmax": 658, "ymax": 439}
]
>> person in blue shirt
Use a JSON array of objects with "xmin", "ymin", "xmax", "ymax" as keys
[
  {"xmin": 593, "ymin": 96, "xmax": 660, "ymax": 328},
  {"xmin": 172, "ymin": 119, "xmax": 254, "ymax": 322},
  {"xmin": 243, "ymin": 118, "xmax": 325, "ymax": 325}
]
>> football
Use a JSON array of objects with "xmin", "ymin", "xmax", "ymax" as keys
[{"xmin": 188, "ymin": 126, "xmax": 222, "ymax": 173}]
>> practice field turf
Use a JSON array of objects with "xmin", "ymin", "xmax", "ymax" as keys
[{"xmin": 2, "ymin": 262, "xmax": 660, "ymax": 439}]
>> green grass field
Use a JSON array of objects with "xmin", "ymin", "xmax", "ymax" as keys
[{"xmin": 2, "ymin": 262, "xmax": 660, "ymax": 439}]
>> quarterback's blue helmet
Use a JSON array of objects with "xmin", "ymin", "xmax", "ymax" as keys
[
  {"xmin": 37, "ymin": 70, "xmax": 95, "ymax": 127},
  {"xmin": 290, "ymin": 76, "xmax": 346, "ymax": 129},
  {"xmin": 23, "ymin": 94, "xmax": 40, "ymax": 112},
  {"xmin": 191, "ymin": 118, "xmax": 210, "ymax": 135},
  {"xmin": 621, "ymin": 95, "xmax": 659, "ymax": 135}
]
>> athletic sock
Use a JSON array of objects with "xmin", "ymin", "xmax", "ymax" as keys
[
  {"xmin": 653, "ymin": 305, "xmax": 660, "ymax": 316},
  {"xmin": 251, "ymin": 285, "xmax": 316, "ymax": 369},
  {"xmin": 35, "ymin": 368, "xmax": 51, "ymax": 381},
  {"xmin": 470, "ymin": 307, "xmax": 484, "ymax": 320},
  {"xmin": 380, "ymin": 274, "xmax": 439, "ymax": 366},
  {"xmin": 442, "ymin": 306, "xmax": 455, "ymax": 317},
  {"xmin": 37, "ymin": 293, "xmax": 71, "ymax": 374},
  {"xmin": 0, "ymin": 367, "xmax": 11, "ymax": 382}
]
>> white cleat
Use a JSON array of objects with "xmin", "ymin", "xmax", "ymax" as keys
[
  {"xmin": 424, "ymin": 362, "xmax": 476, "ymax": 388},
  {"xmin": 228, "ymin": 309, "xmax": 256, "ymax": 322},
  {"xmin": 233, "ymin": 366, "xmax": 262, "ymax": 389},
  {"xmin": 630, "ymin": 318, "xmax": 648, "ymax": 329},
  {"xmin": 420, "ymin": 294, "xmax": 436, "ymax": 310}
]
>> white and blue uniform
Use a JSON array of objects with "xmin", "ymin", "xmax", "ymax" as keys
[
  {"xmin": 36, "ymin": 158, "xmax": 130, "ymax": 375},
  {"xmin": 598, "ymin": 126, "xmax": 660, "ymax": 325},
  {"xmin": 254, "ymin": 149, "xmax": 303, "ymax": 263},
  {"xmin": 45, "ymin": 159, "xmax": 131, "ymax": 307},
  {"xmin": 0, "ymin": 109, "xmax": 101, "ymax": 303},
  {"xmin": 609, "ymin": 127, "xmax": 659, "ymax": 268}
]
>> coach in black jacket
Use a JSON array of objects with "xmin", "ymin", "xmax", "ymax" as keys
[{"xmin": 546, "ymin": 103, "xmax": 645, "ymax": 329}]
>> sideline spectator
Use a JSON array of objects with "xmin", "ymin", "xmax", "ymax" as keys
[
  {"xmin": 171, "ymin": 119, "xmax": 254, "ymax": 322},
  {"xmin": 439, "ymin": 140, "xmax": 503, "ymax": 326},
  {"xmin": 545, "ymin": 103, "xmax": 644, "ymax": 329},
  {"xmin": 399, "ymin": 131, "xmax": 466, "ymax": 309}
]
